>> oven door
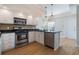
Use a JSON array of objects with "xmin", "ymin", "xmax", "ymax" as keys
[
  {"xmin": 17, "ymin": 34, "xmax": 27, "ymax": 41},
  {"xmin": 15, "ymin": 33, "xmax": 28, "ymax": 45}
]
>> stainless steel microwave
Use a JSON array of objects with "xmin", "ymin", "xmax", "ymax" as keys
[{"xmin": 14, "ymin": 17, "xmax": 26, "ymax": 25}]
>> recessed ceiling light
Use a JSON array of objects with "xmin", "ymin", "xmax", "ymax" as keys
[
  {"xmin": 3, "ymin": 6, "xmax": 8, "ymax": 9},
  {"xmin": 18, "ymin": 13, "xmax": 24, "ymax": 16},
  {"xmin": 0, "ymin": 9, "xmax": 11, "ymax": 15},
  {"xmin": 16, "ymin": 12, "xmax": 26, "ymax": 18},
  {"xmin": 0, "ymin": 5, "xmax": 8, "ymax": 10},
  {"xmin": 28, "ymin": 15, "xmax": 32, "ymax": 19}
]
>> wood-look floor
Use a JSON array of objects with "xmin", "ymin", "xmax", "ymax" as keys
[{"xmin": 2, "ymin": 38, "xmax": 79, "ymax": 55}]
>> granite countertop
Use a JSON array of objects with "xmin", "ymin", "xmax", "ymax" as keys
[
  {"xmin": 0, "ymin": 30, "xmax": 15, "ymax": 33},
  {"xmin": 30, "ymin": 29, "xmax": 61, "ymax": 33},
  {"xmin": 44, "ymin": 31, "xmax": 61, "ymax": 33},
  {"xmin": 0, "ymin": 29, "xmax": 61, "ymax": 33},
  {"xmin": 0, "ymin": 29, "xmax": 37, "ymax": 33}
]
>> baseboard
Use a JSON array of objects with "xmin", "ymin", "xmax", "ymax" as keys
[
  {"xmin": 29, "ymin": 41, "xmax": 37, "ymax": 44},
  {"xmin": 35, "ymin": 41, "xmax": 44, "ymax": 46}
]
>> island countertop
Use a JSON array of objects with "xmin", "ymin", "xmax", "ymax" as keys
[
  {"xmin": 44, "ymin": 31, "xmax": 61, "ymax": 33},
  {"xmin": 29, "ymin": 29, "xmax": 61, "ymax": 33}
]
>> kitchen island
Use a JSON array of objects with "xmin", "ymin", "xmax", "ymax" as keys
[
  {"xmin": 29, "ymin": 30, "xmax": 61, "ymax": 50},
  {"xmin": 44, "ymin": 31, "xmax": 61, "ymax": 50}
]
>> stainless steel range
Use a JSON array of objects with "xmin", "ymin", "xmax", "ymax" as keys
[{"xmin": 15, "ymin": 30, "xmax": 28, "ymax": 47}]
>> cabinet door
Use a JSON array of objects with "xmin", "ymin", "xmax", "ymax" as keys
[
  {"xmin": 35, "ymin": 32, "xmax": 44, "ymax": 45},
  {"xmin": 35, "ymin": 32, "xmax": 39, "ymax": 42},
  {"xmin": 29, "ymin": 32, "xmax": 35, "ymax": 43},
  {"xmin": 54, "ymin": 33, "xmax": 60, "ymax": 49},
  {"xmin": 6, "ymin": 19, "xmax": 13, "ymax": 24},
  {"xmin": 27, "ymin": 19, "xmax": 32, "ymax": 25},
  {"xmin": 0, "ymin": 38, "xmax": 1, "ymax": 54},
  {"xmin": 0, "ymin": 11, "xmax": 13, "ymax": 24},
  {"xmin": 38, "ymin": 32, "xmax": 44, "ymax": 45},
  {"xmin": 0, "ymin": 19, "xmax": 13, "ymax": 24},
  {"xmin": 1, "ymin": 33, "xmax": 15, "ymax": 51},
  {"xmin": 27, "ymin": 18, "xmax": 36, "ymax": 25}
]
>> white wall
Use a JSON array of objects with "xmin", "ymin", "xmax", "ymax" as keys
[
  {"xmin": 64, "ymin": 15, "xmax": 76, "ymax": 39},
  {"xmin": 51, "ymin": 14, "xmax": 76, "ymax": 39},
  {"xmin": 50, "ymin": 17, "xmax": 65, "ymax": 38},
  {"xmin": 36, "ymin": 16, "xmax": 45, "ymax": 29},
  {"xmin": 77, "ymin": 6, "xmax": 79, "ymax": 47}
]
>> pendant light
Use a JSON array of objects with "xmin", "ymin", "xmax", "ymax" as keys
[
  {"xmin": 44, "ymin": 6, "xmax": 47, "ymax": 18},
  {"xmin": 48, "ymin": 4, "xmax": 53, "ymax": 20},
  {"xmin": 51, "ymin": 4, "xmax": 53, "ymax": 16}
]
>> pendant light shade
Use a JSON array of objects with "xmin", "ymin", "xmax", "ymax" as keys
[
  {"xmin": 44, "ymin": 6, "xmax": 47, "ymax": 18},
  {"xmin": 48, "ymin": 4, "xmax": 53, "ymax": 20},
  {"xmin": 44, "ymin": 4, "xmax": 53, "ymax": 21},
  {"xmin": 51, "ymin": 4, "xmax": 53, "ymax": 16}
]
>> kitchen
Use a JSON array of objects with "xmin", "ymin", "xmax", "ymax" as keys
[
  {"xmin": 0, "ymin": 4, "xmax": 78, "ymax": 55},
  {"xmin": 0, "ymin": 4, "xmax": 61, "ymax": 55}
]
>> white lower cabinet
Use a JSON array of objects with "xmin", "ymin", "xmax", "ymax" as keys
[
  {"xmin": 35, "ymin": 32, "xmax": 44, "ymax": 45},
  {"xmin": 54, "ymin": 33, "xmax": 60, "ymax": 50},
  {"xmin": 0, "ymin": 37, "xmax": 1, "ymax": 54},
  {"xmin": 29, "ymin": 31, "xmax": 44, "ymax": 45},
  {"xmin": 1, "ymin": 33, "xmax": 15, "ymax": 51},
  {"xmin": 28, "ymin": 32, "xmax": 35, "ymax": 43},
  {"xmin": 27, "ymin": 18, "xmax": 36, "ymax": 25}
]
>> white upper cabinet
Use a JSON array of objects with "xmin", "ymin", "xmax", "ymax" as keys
[
  {"xmin": 27, "ymin": 19, "xmax": 33, "ymax": 25},
  {"xmin": 0, "ymin": 19, "xmax": 13, "ymax": 24},
  {"xmin": 1, "ymin": 18, "xmax": 14, "ymax": 24},
  {"xmin": 27, "ymin": 17, "xmax": 36, "ymax": 25},
  {"xmin": 0, "ymin": 9, "xmax": 14, "ymax": 24}
]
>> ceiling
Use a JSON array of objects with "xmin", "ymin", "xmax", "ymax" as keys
[
  {"xmin": 0, "ymin": 4, "xmax": 77, "ymax": 18},
  {"xmin": 0, "ymin": 4, "xmax": 47, "ymax": 17}
]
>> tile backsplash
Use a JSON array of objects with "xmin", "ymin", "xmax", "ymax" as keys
[
  {"xmin": 0, "ymin": 24, "xmax": 36, "ymax": 30},
  {"xmin": 0, "ymin": 24, "xmax": 13, "ymax": 30}
]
